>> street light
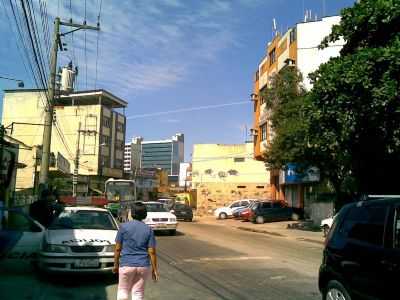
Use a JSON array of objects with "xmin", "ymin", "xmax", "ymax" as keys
[{"xmin": 0, "ymin": 76, "xmax": 24, "ymax": 88}]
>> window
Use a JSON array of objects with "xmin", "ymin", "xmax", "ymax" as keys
[
  {"xmin": 256, "ymin": 186, "xmax": 264, "ymax": 189},
  {"xmin": 340, "ymin": 205, "xmax": 387, "ymax": 246},
  {"xmin": 261, "ymin": 202, "xmax": 272, "ymax": 209},
  {"xmin": 240, "ymin": 201, "xmax": 249, "ymax": 207},
  {"xmin": 269, "ymin": 48, "xmax": 276, "ymax": 65},
  {"xmin": 101, "ymin": 135, "xmax": 110, "ymax": 145},
  {"xmin": 237, "ymin": 185, "xmax": 246, "ymax": 189},
  {"xmin": 234, "ymin": 157, "xmax": 245, "ymax": 163},
  {"xmin": 4, "ymin": 211, "xmax": 40, "ymax": 232},
  {"xmin": 290, "ymin": 28, "xmax": 297, "ymax": 44},
  {"xmin": 272, "ymin": 202, "xmax": 283, "ymax": 209},
  {"xmin": 115, "ymin": 159, "xmax": 123, "ymax": 168},
  {"xmin": 103, "ymin": 117, "xmax": 111, "ymax": 128},
  {"xmin": 261, "ymin": 124, "xmax": 267, "ymax": 141},
  {"xmin": 116, "ymin": 122, "xmax": 124, "ymax": 132},
  {"xmin": 101, "ymin": 156, "xmax": 110, "ymax": 167},
  {"xmin": 394, "ymin": 207, "xmax": 400, "ymax": 248},
  {"xmin": 230, "ymin": 202, "xmax": 241, "ymax": 208}
]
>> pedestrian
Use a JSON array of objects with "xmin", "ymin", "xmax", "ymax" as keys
[
  {"xmin": 113, "ymin": 202, "xmax": 159, "ymax": 300},
  {"xmin": 29, "ymin": 188, "xmax": 54, "ymax": 227}
]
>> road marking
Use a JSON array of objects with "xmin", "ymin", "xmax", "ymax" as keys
[
  {"xmin": 182, "ymin": 256, "xmax": 272, "ymax": 263},
  {"xmin": 270, "ymin": 275, "xmax": 286, "ymax": 280}
]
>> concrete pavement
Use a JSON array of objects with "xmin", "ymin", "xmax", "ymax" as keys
[
  {"xmin": 196, "ymin": 215, "xmax": 325, "ymax": 245},
  {"xmin": 0, "ymin": 221, "xmax": 323, "ymax": 300}
]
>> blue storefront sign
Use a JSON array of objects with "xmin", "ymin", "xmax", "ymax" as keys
[{"xmin": 284, "ymin": 163, "xmax": 320, "ymax": 184}]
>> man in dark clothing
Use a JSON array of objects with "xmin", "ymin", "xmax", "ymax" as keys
[{"xmin": 29, "ymin": 189, "xmax": 54, "ymax": 228}]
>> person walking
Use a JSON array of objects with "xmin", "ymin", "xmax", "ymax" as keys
[{"xmin": 113, "ymin": 202, "xmax": 159, "ymax": 300}]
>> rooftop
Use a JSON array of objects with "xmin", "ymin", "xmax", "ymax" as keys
[{"xmin": 4, "ymin": 89, "xmax": 128, "ymax": 109}]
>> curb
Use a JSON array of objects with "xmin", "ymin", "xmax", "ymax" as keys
[{"xmin": 235, "ymin": 226, "xmax": 324, "ymax": 245}]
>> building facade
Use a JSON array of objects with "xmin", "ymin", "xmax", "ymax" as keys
[
  {"xmin": 192, "ymin": 143, "xmax": 271, "ymax": 215},
  {"xmin": 124, "ymin": 134, "xmax": 184, "ymax": 184},
  {"xmin": 251, "ymin": 16, "xmax": 343, "ymax": 207},
  {"xmin": 179, "ymin": 162, "xmax": 192, "ymax": 190},
  {"xmin": 1, "ymin": 89, "xmax": 127, "ymax": 193}
]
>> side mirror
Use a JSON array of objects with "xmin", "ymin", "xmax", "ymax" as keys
[{"xmin": 170, "ymin": 210, "xmax": 175, "ymax": 214}]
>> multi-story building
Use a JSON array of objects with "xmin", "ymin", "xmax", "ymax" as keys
[
  {"xmin": 179, "ymin": 162, "xmax": 192, "ymax": 189},
  {"xmin": 1, "ymin": 89, "xmax": 127, "ymax": 193},
  {"xmin": 124, "ymin": 134, "xmax": 184, "ymax": 184},
  {"xmin": 251, "ymin": 16, "xmax": 343, "ymax": 206},
  {"xmin": 192, "ymin": 143, "xmax": 271, "ymax": 214}
]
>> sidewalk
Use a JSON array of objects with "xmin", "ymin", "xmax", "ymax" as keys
[{"xmin": 195, "ymin": 216, "xmax": 325, "ymax": 246}]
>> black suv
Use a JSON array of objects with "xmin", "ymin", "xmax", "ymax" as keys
[{"xmin": 319, "ymin": 197, "xmax": 400, "ymax": 300}]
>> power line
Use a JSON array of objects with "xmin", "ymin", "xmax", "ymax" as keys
[
  {"xmin": 94, "ymin": 0, "xmax": 102, "ymax": 89},
  {"xmin": 126, "ymin": 101, "xmax": 249, "ymax": 119}
]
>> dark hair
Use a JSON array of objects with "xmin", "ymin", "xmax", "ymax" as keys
[{"xmin": 131, "ymin": 202, "xmax": 147, "ymax": 221}]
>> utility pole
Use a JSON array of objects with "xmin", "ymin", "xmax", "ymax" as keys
[
  {"xmin": 72, "ymin": 122, "xmax": 81, "ymax": 197},
  {"xmin": 39, "ymin": 17, "xmax": 99, "ymax": 186}
]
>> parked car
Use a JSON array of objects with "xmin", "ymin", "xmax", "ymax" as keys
[
  {"xmin": 239, "ymin": 201, "xmax": 260, "ymax": 221},
  {"xmin": 39, "ymin": 206, "xmax": 119, "ymax": 273},
  {"xmin": 0, "ymin": 206, "xmax": 119, "ymax": 274},
  {"xmin": 214, "ymin": 199, "xmax": 255, "ymax": 220},
  {"xmin": 250, "ymin": 200, "xmax": 302, "ymax": 224},
  {"xmin": 232, "ymin": 206, "xmax": 250, "ymax": 219},
  {"xmin": 143, "ymin": 201, "xmax": 178, "ymax": 235},
  {"xmin": 319, "ymin": 196, "xmax": 400, "ymax": 300},
  {"xmin": 171, "ymin": 203, "xmax": 193, "ymax": 222},
  {"xmin": 321, "ymin": 214, "xmax": 336, "ymax": 237},
  {"xmin": 0, "ymin": 207, "xmax": 45, "ymax": 272}
]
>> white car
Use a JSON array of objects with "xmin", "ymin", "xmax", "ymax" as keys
[
  {"xmin": 321, "ymin": 214, "xmax": 336, "ymax": 237},
  {"xmin": 214, "ymin": 199, "xmax": 255, "ymax": 220},
  {"xmin": 142, "ymin": 202, "xmax": 177, "ymax": 235},
  {"xmin": 0, "ymin": 206, "xmax": 118, "ymax": 273},
  {"xmin": 39, "ymin": 206, "xmax": 119, "ymax": 273}
]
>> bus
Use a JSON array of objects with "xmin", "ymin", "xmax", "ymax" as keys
[{"xmin": 104, "ymin": 179, "xmax": 137, "ymax": 221}]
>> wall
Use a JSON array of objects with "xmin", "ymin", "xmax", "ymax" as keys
[
  {"xmin": 192, "ymin": 143, "xmax": 271, "ymax": 214},
  {"xmin": 297, "ymin": 16, "xmax": 343, "ymax": 90}
]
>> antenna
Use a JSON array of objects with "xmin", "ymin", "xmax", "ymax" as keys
[{"xmin": 272, "ymin": 18, "xmax": 277, "ymax": 36}]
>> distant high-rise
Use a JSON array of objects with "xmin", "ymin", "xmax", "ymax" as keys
[{"xmin": 124, "ymin": 134, "xmax": 184, "ymax": 183}]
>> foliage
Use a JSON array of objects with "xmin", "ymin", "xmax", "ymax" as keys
[{"xmin": 262, "ymin": 66, "xmax": 309, "ymax": 170}]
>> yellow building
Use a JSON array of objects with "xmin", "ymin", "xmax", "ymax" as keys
[
  {"xmin": 1, "ymin": 89, "xmax": 127, "ymax": 193},
  {"xmin": 192, "ymin": 143, "xmax": 271, "ymax": 214}
]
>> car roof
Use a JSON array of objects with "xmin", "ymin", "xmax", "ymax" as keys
[
  {"xmin": 64, "ymin": 206, "xmax": 109, "ymax": 212},
  {"xmin": 344, "ymin": 197, "xmax": 400, "ymax": 210}
]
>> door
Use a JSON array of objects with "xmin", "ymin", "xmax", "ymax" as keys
[
  {"xmin": 337, "ymin": 204, "xmax": 388, "ymax": 300},
  {"xmin": 0, "ymin": 209, "xmax": 45, "ymax": 273},
  {"xmin": 380, "ymin": 205, "xmax": 400, "ymax": 300},
  {"xmin": 259, "ymin": 202, "xmax": 272, "ymax": 220}
]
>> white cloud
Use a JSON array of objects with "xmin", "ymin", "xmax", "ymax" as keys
[{"xmin": 3, "ymin": 0, "xmax": 263, "ymax": 96}]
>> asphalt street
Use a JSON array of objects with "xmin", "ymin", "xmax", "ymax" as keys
[{"xmin": 1, "ymin": 221, "xmax": 323, "ymax": 300}]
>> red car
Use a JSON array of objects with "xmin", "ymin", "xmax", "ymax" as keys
[{"xmin": 239, "ymin": 208, "xmax": 252, "ymax": 221}]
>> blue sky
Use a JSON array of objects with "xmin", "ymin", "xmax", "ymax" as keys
[{"xmin": 0, "ymin": 0, "xmax": 354, "ymax": 160}]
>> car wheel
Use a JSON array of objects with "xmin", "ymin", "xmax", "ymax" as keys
[
  {"xmin": 324, "ymin": 280, "xmax": 352, "ymax": 300},
  {"xmin": 291, "ymin": 213, "xmax": 299, "ymax": 221},
  {"xmin": 323, "ymin": 225, "xmax": 330, "ymax": 237},
  {"xmin": 169, "ymin": 229, "xmax": 176, "ymax": 236},
  {"xmin": 256, "ymin": 216, "xmax": 265, "ymax": 224},
  {"xmin": 219, "ymin": 212, "xmax": 228, "ymax": 220}
]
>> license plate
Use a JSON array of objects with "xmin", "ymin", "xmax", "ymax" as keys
[
  {"xmin": 75, "ymin": 259, "xmax": 99, "ymax": 268},
  {"xmin": 156, "ymin": 224, "xmax": 167, "ymax": 228}
]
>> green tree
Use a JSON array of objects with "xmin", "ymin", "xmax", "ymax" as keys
[
  {"xmin": 307, "ymin": 0, "xmax": 400, "ymax": 200},
  {"xmin": 262, "ymin": 66, "xmax": 309, "ymax": 170}
]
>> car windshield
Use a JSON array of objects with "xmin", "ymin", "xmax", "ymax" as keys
[
  {"xmin": 175, "ymin": 203, "xmax": 188, "ymax": 209},
  {"xmin": 48, "ymin": 210, "xmax": 117, "ymax": 230},
  {"xmin": 145, "ymin": 203, "xmax": 168, "ymax": 212}
]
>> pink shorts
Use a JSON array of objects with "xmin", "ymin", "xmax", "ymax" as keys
[{"xmin": 117, "ymin": 266, "xmax": 150, "ymax": 300}]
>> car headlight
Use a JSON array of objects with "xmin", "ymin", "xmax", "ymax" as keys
[
  {"xmin": 169, "ymin": 218, "xmax": 176, "ymax": 222},
  {"xmin": 43, "ymin": 243, "xmax": 69, "ymax": 253},
  {"xmin": 104, "ymin": 244, "xmax": 116, "ymax": 252}
]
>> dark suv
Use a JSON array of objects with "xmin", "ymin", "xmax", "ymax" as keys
[
  {"xmin": 319, "ymin": 197, "xmax": 400, "ymax": 300},
  {"xmin": 250, "ymin": 200, "xmax": 302, "ymax": 224}
]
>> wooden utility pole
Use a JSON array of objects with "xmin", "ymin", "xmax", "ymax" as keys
[{"xmin": 39, "ymin": 17, "xmax": 99, "ymax": 186}]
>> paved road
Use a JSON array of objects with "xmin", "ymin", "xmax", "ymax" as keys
[{"xmin": 0, "ymin": 221, "xmax": 323, "ymax": 300}]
